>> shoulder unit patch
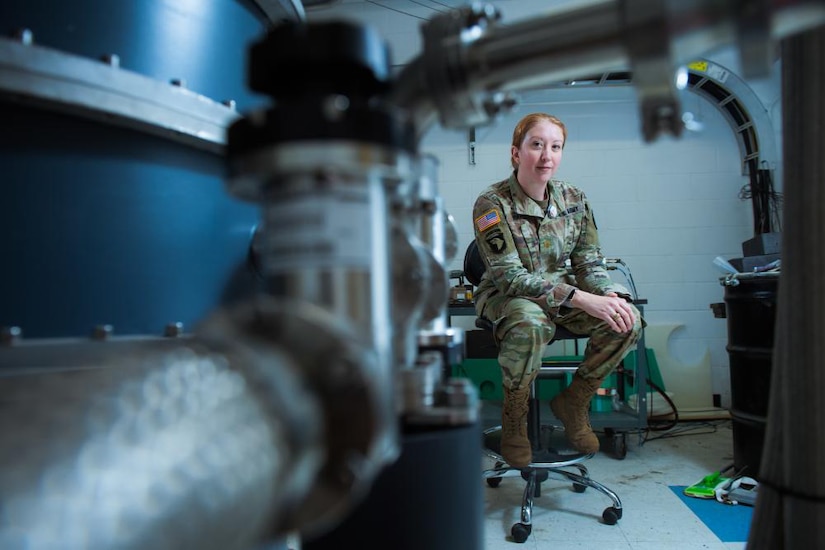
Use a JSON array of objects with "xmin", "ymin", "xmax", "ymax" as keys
[{"xmin": 484, "ymin": 227, "xmax": 507, "ymax": 254}]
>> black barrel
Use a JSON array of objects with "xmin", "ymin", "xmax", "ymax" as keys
[
  {"xmin": 302, "ymin": 422, "xmax": 484, "ymax": 550},
  {"xmin": 722, "ymin": 271, "xmax": 779, "ymax": 478}
]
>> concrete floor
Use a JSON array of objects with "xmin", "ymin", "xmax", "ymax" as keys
[
  {"xmin": 284, "ymin": 401, "xmax": 745, "ymax": 550},
  {"xmin": 480, "ymin": 402, "xmax": 745, "ymax": 550}
]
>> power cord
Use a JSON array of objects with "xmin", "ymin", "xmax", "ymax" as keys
[{"xmin": 645, "ymin": 376, "xmax": 679, "ymax": 432}]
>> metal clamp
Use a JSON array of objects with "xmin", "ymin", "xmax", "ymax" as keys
[
  {"xmin": 420, "ymin": 3, "xmax": 512, "ymax": 129},
  {"xmin": 621, "ymin": 0, "xmax": 684, "ymax": 141}
]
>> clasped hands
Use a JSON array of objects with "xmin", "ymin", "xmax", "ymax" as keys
[{"xmin": 569, "ymin": 290, "xmax": 635, "ymax": 333}]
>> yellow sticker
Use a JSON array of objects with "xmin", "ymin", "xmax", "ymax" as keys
[{"xmin": 688, "ymin": 61, "xmax": 708, "ymax": 72}]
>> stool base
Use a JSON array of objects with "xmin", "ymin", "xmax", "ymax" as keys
[{"xmin": 481, "ymin": 425, "xmax": 623, "ymax": 543}]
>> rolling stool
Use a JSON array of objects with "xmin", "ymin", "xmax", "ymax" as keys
[{"xmin": 463, "ymin": 240, "xmax": 622, "ymax": 544}]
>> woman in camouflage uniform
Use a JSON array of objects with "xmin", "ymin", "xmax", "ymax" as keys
[{"xmin": 472, "ymin": 113, "xmax": 643, "ymax": 467}]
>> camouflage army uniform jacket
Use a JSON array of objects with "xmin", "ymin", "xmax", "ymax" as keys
[{"xmin": 473, "ymin": 173, "xmax": 630, "ymax": 318}]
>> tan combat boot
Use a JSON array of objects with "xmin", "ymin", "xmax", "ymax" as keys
[
  {"xmin": 500, "ymin": 385, "xmax": 532, "ymax": 468},
  {"xmin": 549, "ymin": 375, "xmax": 603, "ymax": 454}
]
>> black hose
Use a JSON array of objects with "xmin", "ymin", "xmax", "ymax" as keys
[{"xmin": 645, "ymin": 376, "xmax": 679, "ymax": 432}]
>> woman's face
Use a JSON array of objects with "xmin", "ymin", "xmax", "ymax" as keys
[{"xmin": 512, "ymin": 119, "xmax": 564, "ymax": 186}]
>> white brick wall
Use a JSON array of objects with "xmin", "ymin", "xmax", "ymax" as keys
[{"xmin": 424, "ymin": 61, "xmax": 781, "ymax": 409}]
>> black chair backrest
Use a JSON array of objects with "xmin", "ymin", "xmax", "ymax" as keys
[{"xmin": 463, "ymin": 240, "xmax": 486, "ymax": 288}]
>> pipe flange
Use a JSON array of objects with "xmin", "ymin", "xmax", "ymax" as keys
[
  {"xmin": 621, "ymin": 0, "xmax": 683, "ymax": 141},
  {"xmin": 0, "ymin": 37, "xmax": 238, "ymax": 153},
  {"xmin": 420, "ymin": 3, "xmax": 506, "ymax": 129},
  {"xmin": 734, "ymin": 0, "xmax": 774, "ymax": 78}
]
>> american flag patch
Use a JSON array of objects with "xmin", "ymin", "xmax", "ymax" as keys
[{"xmin": 475, "ymin": 209, "xmax": 501, "ymax": 232}]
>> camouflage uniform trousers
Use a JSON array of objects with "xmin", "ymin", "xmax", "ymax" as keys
[{"xmin": 480, "ymin": 296, "xmax": 643, "ymax": 391}]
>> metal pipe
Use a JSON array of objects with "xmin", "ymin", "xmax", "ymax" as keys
[
  {"xmin": 391, "ymin": 0, "xmax": 825, "ymax": 139},
  {"xmin": 0, "ymin": 295, "xmax": 396, "ymax": 548},
  {"xmin": 415, "ymin": 154, "xmax": 454, "ymax": 332},
  {"xmin": 409, "ymin": 154, "xmax": 466, "ymax": 379},
  {"xmin": 225, "ymin": 22, "xmax": 416, "ymax": 485},
  {"xmin": 0, "ymin": 337, "xmax": 321, "ymax": 550}
]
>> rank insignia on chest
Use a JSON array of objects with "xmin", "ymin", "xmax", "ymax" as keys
[{"xmin": 475, "ymin": 209, "xmax": 501, "ymax": 232}]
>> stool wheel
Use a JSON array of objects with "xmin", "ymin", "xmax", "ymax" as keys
[
  {"xmin": 602, "ymin": 506, "xmax": 622, "ymax": 525},
  {"xmin": 604, "ymin": 428, "xmax": 628, "ymax": 460},
  {"xmin": 510, "ymin": 522, "xmax": 531, "ymax": 543},
  {"xmin": 486, "ymin": 461, "xmax": 504, "ymax": 487},
  {"xmin": 573, "ymin": 481, "xmax": 587, "ymax": 493}
]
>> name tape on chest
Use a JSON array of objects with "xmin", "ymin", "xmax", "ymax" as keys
[{"xmin": 475, "ymin": 209, "xmax": 501, "ymax": 232}]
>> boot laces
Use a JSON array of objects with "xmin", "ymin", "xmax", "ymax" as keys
[{"xmin": 503, "ymin": 388, "xmax": 529, "ymax": 436}]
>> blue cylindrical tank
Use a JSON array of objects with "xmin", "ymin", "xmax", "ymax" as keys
[
  {"xmin": 0, "ymin": 0, "xmax": 269, "ymax": 110},
  {"xmin": 0, "ymin": 0, "xmax": 271, "ymax": 338}
]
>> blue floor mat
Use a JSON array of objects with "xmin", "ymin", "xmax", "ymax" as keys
[{"xmin": 669, "ymin": 486, "xmax": 754, "ymax": 542}]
